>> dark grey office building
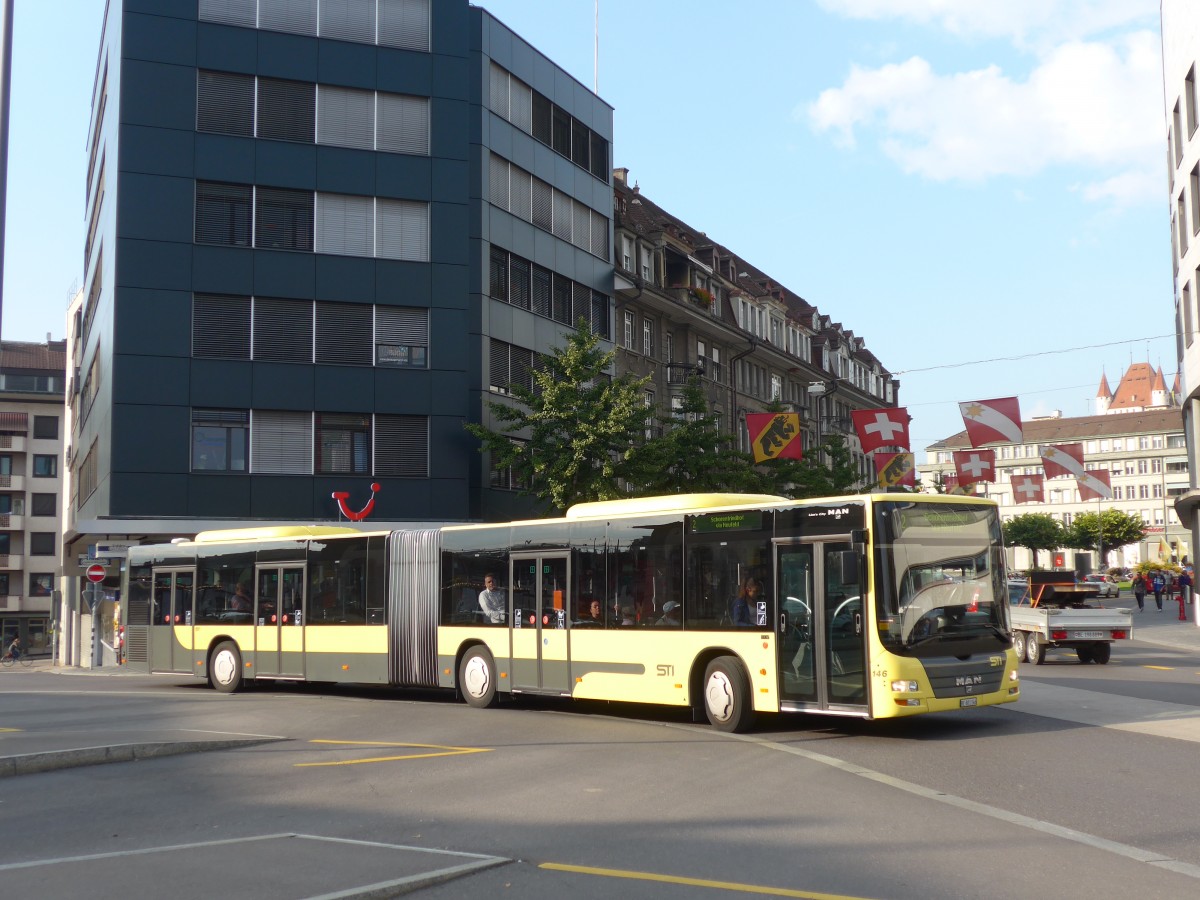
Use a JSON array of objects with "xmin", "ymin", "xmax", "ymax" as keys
[{"xmin": 65, "ymin": 0, "xmax": 614, "ymax": 562}]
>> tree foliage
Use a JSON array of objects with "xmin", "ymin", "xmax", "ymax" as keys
[
  {"xmin": 638, "ymin": 377, "xmax": 760, "ymax": 494},
  {"xmin": 758, "ymin": 432, "xmax": 867, "ymax": 499},
  {"xmin": 464, "ymin": 320, "xmax": 654, "ymax": 513},
  {"xmin": 1003, "ymin": 513, "xmax": 1065, "ymax": 568},
  {"xmin": 1064, "ymin": 510, "xmax": 1146, "ymax": 559}
]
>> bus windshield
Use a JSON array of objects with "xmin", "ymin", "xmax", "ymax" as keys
[{"xmin": 873, "ymin": 500, "xmax": 1009, "ymax": 658}]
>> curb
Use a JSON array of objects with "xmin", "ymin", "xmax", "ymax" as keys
[{"xmin": 0, "ymin": 738, "xmax": 284, "ymax": 778}]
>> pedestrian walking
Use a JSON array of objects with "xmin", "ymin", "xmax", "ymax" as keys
[
  {"xmin": 1152, "ymin": 571, "xmax": 1166, "ymax": 611},
  {"xmin": 1132, "ymin": 572, "xmax": 1147, "ymax": 611}
]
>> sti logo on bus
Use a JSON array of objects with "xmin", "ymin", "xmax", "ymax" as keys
[{"xmin": 656, "ymin": 664, "xmax": 674, "ymax": 676}]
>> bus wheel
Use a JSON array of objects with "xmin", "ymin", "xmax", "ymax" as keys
[
  {"xmin": 459, "ymin": 646, "xmax": 499, "ymax": 709},
  {"xmin": 1011, "ymin": 631, "xmax": 1026, "ymax": 662},
  {"xmin": 210, "ymin": 641, "xmax": 243, "ymax": 693},
  {"xmin": 1090, "ymin": 643, "xmax": 1111, "ymax": 665},
  {"xmin": 703, "ymin": 657, "xmax": 754, "ymax": 733}
]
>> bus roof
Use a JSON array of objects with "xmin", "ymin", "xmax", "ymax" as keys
[
  {"xmin": 564, "ymin": 493, "xmax": 791, "ymax": 519},
  {"xmin": 192, "ymin": 525, "xmax": 367, "ymax": 544}
]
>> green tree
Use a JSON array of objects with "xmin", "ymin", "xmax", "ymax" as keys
[
  {"xmin": 1003, "ymin": 513, "xmax": 1066, "ymax": 569},
  {"xmin": 638, "ymin": 377, "xmax": 760, "ymax": 494},
  {"xmin": 464, "ymin": 320, "xmax": 654, "ymax": 513},
  {"xmin": 1065, "ymin": 510, "xmax": 1146, "ymax": 561}
]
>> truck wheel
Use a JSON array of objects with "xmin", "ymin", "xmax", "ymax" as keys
[
  {"xmin": 1011, "ymin": 631, "xmax": 1026, "ymax": 662},
  {"xmin": 1076, "ymin": 646, "xmax": 1094, "ymax": 664},
  {"xmin": 1026, "ymin": 637, "xmax": 1045, "ymax": 666},
  {"xmin": 1090, "ymin": 643, "xmax": 1111, "ymax": 665}
]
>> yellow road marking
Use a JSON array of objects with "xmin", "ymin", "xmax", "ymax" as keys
[
  {"xmin": 0, "ymin": 727, "xmax": 22, "ymax": 733},
  {"xmin": 538, "ymin": 862, "xmax": 878, "ymax": 899},
  {"xmin": 1144, "ymin": 665, "xmax": 1174, "ymax": 671},
  {"xmin": 296, "ymin": 739, "xmax": 492, "ymax": 767}
]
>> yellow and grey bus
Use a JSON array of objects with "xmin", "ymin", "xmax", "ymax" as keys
[{"xmin": 124, "ymin": 492, "xmax": 1019, "ymax": 731}]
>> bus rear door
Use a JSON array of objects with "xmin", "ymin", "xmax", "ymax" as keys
[
  {"xmin": 509, "ymin": 553, "xmax": 571, "ymax": 695},
  {"xmin": 255, "ymin": 565, "xmax": 306, "ymax": 679},
  {"xmin": 151, "ymin": 568, "xmax": 193, "ymax": 674}
]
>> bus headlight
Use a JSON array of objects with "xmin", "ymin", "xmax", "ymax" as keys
[
  {"xmin": 1009, "ymin": 670, "xmax": 1019, "ymax": 682},
  {"xmin": 891, "ymin": 680, "xmax": 919, "ymax": 693}
]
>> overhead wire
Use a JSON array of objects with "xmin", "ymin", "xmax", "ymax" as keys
[{"xmin": 893, "ymin": 333, "xmax": 1175, "ymax": 376}]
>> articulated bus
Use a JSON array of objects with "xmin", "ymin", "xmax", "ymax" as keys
[{"xmin": 123, "ymin": 492, "xmax": 1020, "ymax": 731}]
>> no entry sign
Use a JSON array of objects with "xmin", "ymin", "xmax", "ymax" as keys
[{"xmin": 86, "ymin": 564, "xmax": 107, "ymax": 583}]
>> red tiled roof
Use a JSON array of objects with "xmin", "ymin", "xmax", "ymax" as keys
[{"xmin": 0, "ymin": 340, "xmax": 66, "ymax": 372}]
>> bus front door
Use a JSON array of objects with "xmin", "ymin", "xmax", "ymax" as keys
[
  {"xmin": 777, "ymin": 541, "xmax": 867, "ymax": 712},
  {"xmin": 150, "ymin": 569, "xmax": 194, "ymax": 674},
  {"xmin": 255, "ymin": 565, "xmax": 306, "ymax": 679},
  {"xmin": 509, "ymin": 553, "xmax": 570, "ymax": 695}
]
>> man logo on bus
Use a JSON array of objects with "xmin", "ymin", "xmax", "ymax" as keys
[{"xmin": 332, "ymin": 483, "xmax": 380, "ymax": 521}]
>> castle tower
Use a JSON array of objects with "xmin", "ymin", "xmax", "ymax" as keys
[{"xmin": 1095, "ymin": 371, "xmax": 1113, "ymax": 415}]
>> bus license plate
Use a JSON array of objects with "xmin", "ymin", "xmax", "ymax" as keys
[
  {"xmin": 1072, "ymin": 631, "xmax": 1104, "ymax": 639},
  {"xmin": 960, "ymin": 697, "xmax": 978, "ymax": 707}
]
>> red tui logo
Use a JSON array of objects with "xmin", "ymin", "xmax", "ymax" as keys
[{"xmin": 332, "ymin": 483, "xmax": 380, "ymax": 521}]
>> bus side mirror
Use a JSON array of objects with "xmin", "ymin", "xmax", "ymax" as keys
[{"xmin": 838, "ymin": 551, "xmax": 860, "ymax": 587}]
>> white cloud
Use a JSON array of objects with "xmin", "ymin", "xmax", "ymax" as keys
[
  {"xmin": 816, "ymin": 0, "xmax": 1157, "ymax": 48},
  {"xmin": 802, "ymin": 32, "xmax": 1163, "ymax": 201}
]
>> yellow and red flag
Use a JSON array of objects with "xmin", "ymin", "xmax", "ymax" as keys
[
  {"xmin": 746, "ymin": 413, "xmax": 802, "ymax": 463},
  {"xmin": 875, "ymin": 452, "xmax": 915, "ymax": 488}
]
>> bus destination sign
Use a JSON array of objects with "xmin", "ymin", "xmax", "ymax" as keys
[{"xmin": 690, "ymin": 511, "xmax": 763, "ymax": 534}]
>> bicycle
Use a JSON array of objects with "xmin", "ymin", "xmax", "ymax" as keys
[{"xmin": 1, "ymin": 651, "xmax": 32, "ymax": 668}]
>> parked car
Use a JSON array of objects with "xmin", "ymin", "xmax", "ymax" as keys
[{"xmin": 1082, "ymin": 574, "xmax": 1119, "ymax": 598}]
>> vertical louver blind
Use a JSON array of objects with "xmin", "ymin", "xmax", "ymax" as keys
[
  {"xmin": 375, "ymin": 415, "xmax": 428, "ymax": 478},
  {"xmin": 257, "ymin": 78, "xmax": 316, "ymax": 143},
  {"xmin": 377, "ymin": 94, "xmax": 429, "ymax": 155},
  {"xmin": 199, "ymin": 0, "xmax": 256, "ymax": 27},
  {"xmin": 195, "ymin": 182, "xmax": 252, "ymax": 246},
  {"xmin": 258, "ymin": 0, "xmax": 317, "ymax": 35},
  {"xmin": 197, "ymin": 71, "xmax": 254, "ymax": 136},
  {"xmin": 378, "ymin": 0, "xmax": 430, "ymax": 52},
  {"xmin": 315, "ymin": 302, "xmax": 373, "ymax": 365},
  {"xmin": 315, "ymin": 192, "xmax": 374, "ymax": 256},
  {"xmin": 318, "ymin": 0, "xmax": 375, "ymax": 43},
  {"xmin": 251, "ymin": 410, "xmax": 312, "ymax": 474},
  {"xmin": 376, "ymin": 199, "xmax": 428, "ymax": 261},
  {"xmin": 317, "ymin": 84, "xmax": 375, "ymax": 150},
  {"xmin": 193, "ymin": 294, "xmax": 251, "ymax": 359},
  {"xmin": 256, "ymin": 187, "xmax": 314, "ymax": 251},
  {"xmin": 253, "ymin": 297, "xmax": 313, "ymax": 361}
]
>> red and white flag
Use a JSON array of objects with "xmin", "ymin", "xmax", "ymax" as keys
[
  {"xmin": 958, "ymin": 397, "xmax": 1022, "ymax": 447},
  {"xmin": 1011, "ymin": 473, "xmax": 1044, "ymax": 504},
  {"xmin": 851, "ymin": 407, "xmax": 910, "ymax": 453},
  {"xmin": 953, "ymin": 449, "xmax": 996, "ymax": 486},
  {"xmin": 1040, "ymin": 443, "xmax": 1085, "ymax": 479},
  {"xmin": 1077, "ymin": 468, "xmax": 1113, "ymax": 501}
]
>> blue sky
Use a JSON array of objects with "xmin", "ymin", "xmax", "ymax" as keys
[{"xmin": 1, "ymin": 0, "xmax": 1173, "ymax": 458}]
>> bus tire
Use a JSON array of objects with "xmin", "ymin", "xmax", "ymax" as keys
[
  {"xmin": 210, "ymin": 641, "xmax": 243, "ymax": 693},
  {"xmin": 702, "ymin": 657, "xmax": 754, "ymax": 733},
  {"xmin": 1026, "ymin": 637, "xmax": 1045, "ymax": 666},
  {"xmin": 1011, "ymin": 631, "xmax": 1026, "ymax": 662},
  {"xmin": 459, "ymin": 646, "xmax": 499, "ymax": 709},
  {"xmin": 1090, "ymin": 643, "xmax": 1111, "ymax": 665}
]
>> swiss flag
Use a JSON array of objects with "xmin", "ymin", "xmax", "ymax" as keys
[
  {"xmin": 958, "ymin": 397, "xmax": 1022, "ymax": 448},
  {"xmin": 1041, "ymin": 443, "xmax": 1085, "ymax": 479},
  {"xmin": 1077, "ymin": 468, "xmax": 1113, "ymax": 501},
  {"xmin": 953, "ymin": 449, "xmax": 996, "ymax": 486},
  {"xmin": 851, "ymin": 407, "xmax": 910, "ymax": 453},
  {"xmin": 1011, "ymin": 473, "xmax": 1044, "ymax": 503}
]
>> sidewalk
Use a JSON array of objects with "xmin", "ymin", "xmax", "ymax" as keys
[{"xmin": 1095, "ymin": 592, "xmax": 1200, "ymax": 654}]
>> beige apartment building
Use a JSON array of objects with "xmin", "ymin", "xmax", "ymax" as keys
[{"xmin": 0, "ymin": 339, "xmax": 67, "ymax": 657}]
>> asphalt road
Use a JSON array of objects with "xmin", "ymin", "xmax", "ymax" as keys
[{"xmin": 3, "ymin": 638, "xmax": 1200, "ymax": 899}]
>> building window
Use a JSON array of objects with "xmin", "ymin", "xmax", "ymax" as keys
[
  {"xmin": 316, "ymin": 83, "xmax": 375, "ymax": 151},
  {"xmin": 375, "ymin": 306, "xmax": 428, "ymax": 368},
  {"xmin": 315, "ymin": 303, "xmax": 373, "ymax": 366},
  {"xmin": 640, "ymin": 244, "xmax": 654, "ymax": 282},
  {"xmin": 623, "ymin": 311, "xmax": 635, "ymax": 350},
  {"xmin": 377, "ymin": 92, "xmax": 430, "ymax": 154},
  {"xmin": 193, "ymin": 294, "xmax": 252, "ymax": 359},
  {"xmin": 29, "ymin": 574, "xmax": 53, "ymax": 597},
  {"xmin": 489, "ymin": 340, "xmax": 534, "ymax": 395},
  {"xmin": 316, "ymin": 414, "xmax": 371, "ymax": 475},
  {"xmin": 32, "ymin": 455, "xmax": 57, "ymax": 478},
  {"xmin": 257, "ymin": 76, "xmax": 316, "ymax": 143},
  {"xmin": 196, "ymin": 70, "xmax": 254, "ymax": 136},
  {"xmin": 251, "ymin": 410, "xmax": 313, "ymax": 475},
  {"xmin": 256, "ymin": 187, "xmax": 314, "ymax": 251},
  {"xmin": 0, "ymin": 573, "xmax": 8, "ymax": 597},
  {"xmin": 1189, "ymin": 66, "xmax": 1198, "ymax": 137},
  {"xmin": 375, "ymin": 198, "xmax": 429, "ymax": 261},
  {"xmin": 642, "ymin": 319, "xmax": 654, "ymax": 357},
  {"xmin": 375, "ymin": 414, "xmax": 429, "ymax": 477},
  {"xmin": 195, "ymin": 181, "xmax": 252, "ymax": 246},
  {"xmin": 1175, "ymin": 102, "xmax": 1184, "ymax": 166},
  {"xmin": 771, "ymin": 374, "xmax": 783, "ymax": 401},
  {"xmin": 489, "ymin": 438, "xmax": 527, "ymax": 491},
  {"xmin": 254, "ymin": 297, "xmax": 313, "ymax": 362},
  {"xmin": 315, "ymin": 193, "xmax": 374, "ymax": 257},
  {"xmin": 32, "ymin": 416, "xmax": 58, "ymax": 440},
  {"xmin": 30, "ymin": 494, "xmax": 56, "ymax": 517},
  {"xmin": 192, "ymin": 409, "xmax": 249, "ymax": 472},
  {"xmin": 29, "ymin": 533, "xmax": 56, "ymax": 556}
]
